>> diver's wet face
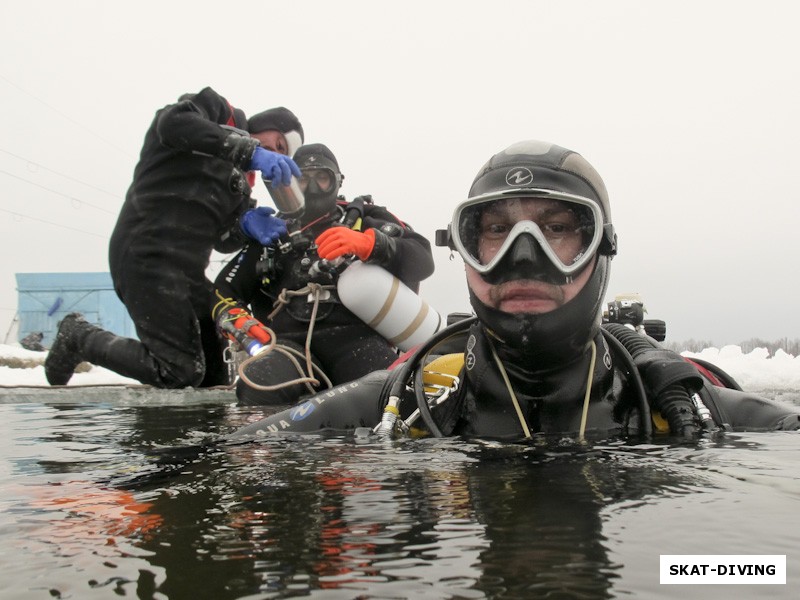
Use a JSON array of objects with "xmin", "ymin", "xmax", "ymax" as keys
[
  {"xmin": 458, "ymin": 195, "xmax": 599, "ymax": 314},
  {"xmin": 448, "ymin": 142, "xmax": 615, "ymax": 362},
  {"xmin": 465, "ymin": 256, "xmax": 595, "ymax": 314}
]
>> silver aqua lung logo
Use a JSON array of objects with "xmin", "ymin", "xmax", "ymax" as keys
[
  {"xmin": 505, "ymin": 167, "xmax": 534, "ymax": 186},
  {"xmin": 465, "ymin": 334, "xmax": 477, "ymax": 370}
]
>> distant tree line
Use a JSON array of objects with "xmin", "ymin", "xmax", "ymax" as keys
[{"xmin": 664, "ymin": 337, "xmax": 800, "ymax": 356}]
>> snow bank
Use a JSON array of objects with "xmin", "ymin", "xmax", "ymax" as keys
[
  {"xmin": 682, "ymin": 345, "xmax": 800, "ymax": 392},
  {"xmin": 0, "ymin": 344, "xmax": 137, "ymax": 386}
]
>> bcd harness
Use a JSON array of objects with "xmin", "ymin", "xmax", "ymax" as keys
[{"xmin": 374, "ymin": 317, "xmax": 734, "ymax": 440}]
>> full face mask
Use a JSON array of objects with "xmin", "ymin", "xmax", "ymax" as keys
[
  {"xmin": 299, "ymin": 168, "xmax": 338, "ymax": 195},
  {"xmin": 292, "ymin": 143, "xmax": 343, "ymax": 224}
]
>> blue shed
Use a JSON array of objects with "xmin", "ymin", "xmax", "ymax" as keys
[{"xmin": 15, "ymin": 272, "xmax": 137, "ymax": 347}]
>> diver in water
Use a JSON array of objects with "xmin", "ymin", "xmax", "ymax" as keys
[
  {"xmin": 230, "ymin": 139, "xmax": 800, "ymax": 441},
  {"xmin": 213, "ymin": 143, "xmax": 436, "ymax": 405}
]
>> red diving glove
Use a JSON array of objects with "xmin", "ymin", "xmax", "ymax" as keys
[
  {"xmin": 217, "ymin": 307, "xmax": 272, "ymax": 355},
  {"xmin": 315, "ymin": 227, "xmax": 376, "ymax": 261}
]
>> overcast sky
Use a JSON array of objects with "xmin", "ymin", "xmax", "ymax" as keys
[{"xmin": 1, "ymin": 0, "xmax": 798, "ymax": 346}]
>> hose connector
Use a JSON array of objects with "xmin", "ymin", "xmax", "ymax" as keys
[{"xmin": 374, "ymin": 396, "xmax": 401, "ymax": 439}]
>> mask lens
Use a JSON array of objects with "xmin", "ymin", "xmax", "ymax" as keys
[
  {"xmin": 299, "ymin": 168, "xmax": 336, "ymax": 193},
  {"xmin": 454, "ymin": 194, "xmax": 601, "ymax": 275}
]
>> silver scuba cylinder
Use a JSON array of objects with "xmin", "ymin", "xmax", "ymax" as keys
[
  {"xmin": 263, "ymin": 176, "xmax": 305, "ymax": 219},
  {"xmin": 336, "ymin": 261, "xmax": 442, "ymax": 352}
]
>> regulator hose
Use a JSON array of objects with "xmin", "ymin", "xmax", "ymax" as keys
[
  {"xmin": 603, "ymin": 323, "xmax": 702, "ymax": 438},
  {"xmin": 600, "ymin": 328, "xmax": 652, "ymax": 436},
  {"xmin": 652, "ymin": 384, "xmax": 701, "ymax": 438},
  {"xmin": 387, "ymin": 315, "xmax": 477, "ymax": 438}
]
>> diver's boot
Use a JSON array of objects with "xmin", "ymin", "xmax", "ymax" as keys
[
  {"xmin": 46, "ymin": 314, "xmax": 161, "ymax": 386},
  {"xmin": 48, "ymin": 316, "xmax": 195, "ymax": 388},
  {"xmin": 44, "ymin": 313, "xmax": 95, "ymax": 385},
  {"xmin": 79, "ymin": 330, "xmax": 163, "ymax": 386}
]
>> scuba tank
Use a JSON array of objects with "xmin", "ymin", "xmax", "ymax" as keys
[{"xmin": 336, "ymin": 261, "xmax": 442, "ymax": 352}]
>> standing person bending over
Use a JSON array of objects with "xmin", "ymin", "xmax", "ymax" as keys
[
  {"xmin": 230, "ymin": 140, "xmax": 800, "ymax": 440},
  {"xmin": 45, "ymin": 88, "xmax": 303, "ymax": 389},
  {"xmin": 213, "ymin": 143, "xmax": 436, "ymax": 404}
]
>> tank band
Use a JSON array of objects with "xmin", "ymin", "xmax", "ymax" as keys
[
  {"xmin": 391, "ymin": 303, "xmax": 431, "ymax": 347},
  {"xmin": 367, "ymin": 276, "xmax": 401, "ymax": 329}
]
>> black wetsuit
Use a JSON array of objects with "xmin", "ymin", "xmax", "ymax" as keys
[
  {"xmin": 230, "ymin": 322, "xmax": 800, "ymax": 439},
  {"xmin": 104, "ymin": 87, "xmax": 258, "ymax": 388},
  {"xmin": 215, "ymin": 200, "xmax": 435, "ymax": 404}
]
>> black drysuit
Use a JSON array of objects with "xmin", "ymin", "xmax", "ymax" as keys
[
  {"xmin": 229, "ymin": 322, "xmax": 800, "ymax": 439},
  {"xmin": 99, "ymin": 87, "xmax": 259, "ymax": 388}
]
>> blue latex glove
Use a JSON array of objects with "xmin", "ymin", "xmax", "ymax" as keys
[
  {"xmin": 247, "ymin": 147, "xmax": 301, "ymax": 187},
  {"xmin": 239, "ymin": 206, "xmax": 287, "ymax": 245}
]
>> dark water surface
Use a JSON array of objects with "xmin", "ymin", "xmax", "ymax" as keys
[{"xmin": 1, "ymin": 390, "xmax": 799, "ymax": 599}]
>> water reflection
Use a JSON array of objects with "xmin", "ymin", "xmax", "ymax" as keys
[
  {"xmin": 125, "ymin": 431, "xmax": 707, "ymax": 599},
  {"xmin": 0, "ymin": 400, "xmax": 797, "ymax": 599}
]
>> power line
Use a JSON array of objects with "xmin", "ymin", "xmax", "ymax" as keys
[
  {"xmin": 0, "ymin": 208, "xmax": 109, "ymax": 238},
  {"xmin": 0, "ymin": 168, "xmax": 118, "ymax": 215},
  {"xmin": 0, "ymin": 148, "xmax": 123, "ymax": 200},
  {"xmin": 0, "ymin": 74, "xmax": 134, "ymax": 158}
]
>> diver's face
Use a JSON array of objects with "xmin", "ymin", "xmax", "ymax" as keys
[
  {"xmin": 465, "ymin": 256, "xmax": 595, "ymax": 314},
  {"xmin": 463, "ymin": 196, "xmax": 596, "ymax": 314},
  {"xmin": 251, "ymin": 130, "xmax": 289, "ymax": 155}
]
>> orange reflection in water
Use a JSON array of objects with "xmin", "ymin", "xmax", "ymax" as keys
[{"xmin": 28, "ymin": 480, "xmax": 163, "ymax": 543}]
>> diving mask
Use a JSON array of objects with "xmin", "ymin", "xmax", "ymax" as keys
[
  {"xmin": 445, "ymin": 189, "xmax": 608, "ymax": 279},
  {"xmin": 299, "ymin": 167, "xmax": 341, "ymax": 195}
]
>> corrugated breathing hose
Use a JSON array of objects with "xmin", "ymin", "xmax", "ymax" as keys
[{"xmin": 603, "ymin": 323, "xmax": 703, "ymax": 438}]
